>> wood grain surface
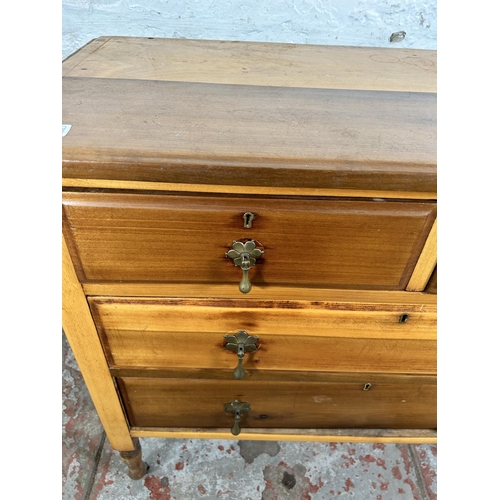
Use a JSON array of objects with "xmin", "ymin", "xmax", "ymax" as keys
[
  {"xmin": 89, "ymin": 297, "xmax": 436, "ymax": 375},
  {"xmin": 62, "ymin": 178, "xmax": 436, "ymax": 201},
  {"xmin": 406, "ymin": 219, "xmax": 437, "ymax": 291},
  {"xmin": 425, "ymin": 267, "xmax": 437, "ymax": 294},
  {"xmin": 62, "ymin": 236, "xmax": 135, "ymax": 451},
  {"xmin": 63, "ymin": 191, "xmax": 436, "ymax": 290},
  {"xmin": 62, "ymin": 76, "xmax": 436, "ymax": 193},
  {"xmin": 62, "ymin": 37, "xmax": 436, "ymax": 93},
  {"xmin": 109, "ymin": 368, "xmax": 436, "ymax": 384},
  {"xmin": 130, "ymin": 427, "xmax": 437, "ymax": 444},
  {"xmin": 117, "ymin": 376, "xmax": 437, "ymax": 429},
  {"xmin": 82, "ymin": 284, "xmax": 437, "ymax": 310}
]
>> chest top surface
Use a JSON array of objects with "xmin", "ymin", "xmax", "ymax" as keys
[{"xmin": 62, "ymin": 37, "xmax": 436, "ymax": 196}]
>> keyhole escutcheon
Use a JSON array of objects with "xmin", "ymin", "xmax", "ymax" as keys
[{"xmin": 243, "ymin": 212, "xmax": 255, "ymax": 228}]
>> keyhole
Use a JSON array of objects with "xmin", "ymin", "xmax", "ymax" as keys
[
  {"xmin": 243, "ymin": 212, "xmax": 255, "ymax": 228},
  {"xmin": 363, "ymin": 383, "xmax": 372, "ymax": 391},
  {"xmin": 399, "ymin": 314, "xmax": 409, "ymax": 323}
]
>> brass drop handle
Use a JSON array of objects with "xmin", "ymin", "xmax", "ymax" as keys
[
  {"xmin": 224, "ymin": 330, "xmax": 259, "ymax": 380},
  {"xmin": 224, "ymin": 400, "xmax": 251, "ymax": 435},
  {"xmin": 226, "ymin": 240, "xmax": 264, "ymax": 294}
]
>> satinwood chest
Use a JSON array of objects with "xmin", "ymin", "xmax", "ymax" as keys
[{"xmin": 62, "ymin": 36, "xmax": 437, "ymax": 479}]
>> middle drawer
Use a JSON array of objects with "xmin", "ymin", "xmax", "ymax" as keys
[{"xmin": 89, "ymin": 297, "xmax": 436, "ymax": 375}]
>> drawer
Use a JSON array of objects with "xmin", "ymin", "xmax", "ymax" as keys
[
  {"xmin": 63, "ymin": 191, "xmax": 436, "ymax": 291},
  {"xmin": 116, "ymin": 374, "xmax": 437, "ymax": 430},
  {"xmin": 89, "ymin": 297, "xmax": 436, "ymax": 375}
]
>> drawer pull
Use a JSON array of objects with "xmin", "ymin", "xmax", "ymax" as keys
[
  {"xmin": 226, "ymin": 240, "xmax": 264, "ymax": 294},
  {"xmin": 224, "ymin": 400, "xmax": 251, "ymax": 436},
  {"xmin": 224, "ymin": 330, "xmax": 260, "ymax": 379}
]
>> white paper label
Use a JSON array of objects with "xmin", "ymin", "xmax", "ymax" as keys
[{"xmin": 62, "ymin": 124, "xmax": 72, "ymax": 137}]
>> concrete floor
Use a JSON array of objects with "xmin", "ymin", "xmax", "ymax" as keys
[{"xmin": 62, "ymin": 332, "xmax": 437, "ymax": 499}]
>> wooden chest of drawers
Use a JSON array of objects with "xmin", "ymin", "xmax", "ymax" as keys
[{"xmin": 62, "ymin": 36, "xmax": 437, "ymax": 479}]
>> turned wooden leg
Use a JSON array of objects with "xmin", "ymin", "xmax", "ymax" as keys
[{"xmin": 119, "ymin": 437, "xmax": 149, "ymax": 480}]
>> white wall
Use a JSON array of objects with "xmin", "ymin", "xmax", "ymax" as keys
[{"xmin": 62, "ymin": 0, "xmax": 436, "ymax": 59}]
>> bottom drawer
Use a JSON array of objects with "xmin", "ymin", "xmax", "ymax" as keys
[{"xmin": 117, "ymin": 374, "xmax": 436, "ymax": 431}]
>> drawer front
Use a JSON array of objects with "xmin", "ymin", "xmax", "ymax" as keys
[
  {"xmin": 117, "ymin": 376, "xmax": 437, "ymax": 430},
  {"xmin": 63, "ymin": 192, "xmax": 436, "ymax": 291},
  {"xmin": 89, "ymin": 298, "xmax": 436, "ymax": 375}
]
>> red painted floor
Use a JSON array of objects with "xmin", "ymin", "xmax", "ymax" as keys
[{"xmin": 62, "ymin": 332, "xmax": 436, "ymax": 499}]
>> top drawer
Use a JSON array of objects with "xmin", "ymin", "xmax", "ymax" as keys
[{"xmin": 62, "ymin": 191, "xmax": 436, "ymax": 291}]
